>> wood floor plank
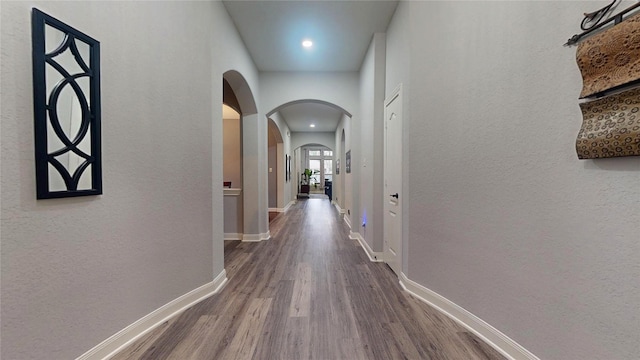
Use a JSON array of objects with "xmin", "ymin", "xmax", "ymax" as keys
[
  {"xmin": 459, "ymin": 331, "xmax": 509, "ymax": 359},
  {"xmin": 221, "ymin": 297, "xmax": 272, "ymax": 360},
  {"xmin": 109, "ymin": 316, "xmax": 177, "ymax": 360},
  {"xmin": 111, "ymin": 197, "xmax": 507, "ymax": 360},
  {"xmin": 384, "ymin": 321, "xmax": 423, "ymax": 360},
  {"xmin": 288, "ymin": 262, "xmax": 312, "ymax": 317},
  {"xmin": 279, "ymin": 316, "xmax": 310, "ymax": 360},
  {"xmin": 181, "ymin": 293, "xmax": 253, "ymax": 359},
  {"xmin": 308, "ymin": 267, "xmax": 332, "ymax": 359},
  {"xmin": 223, "ymin": 250, "xmax": 251, "ymax": 279},
  {"xmin": 165, "ymin": 315, "xmax": 218, "ymax": 360},
  {"xmin": 131, "ymin": 306, "xmax": 206, "ymax": 360},
  {"xmin": 251, "ymin": 280, "xmax": 294, "ymax": 359}
]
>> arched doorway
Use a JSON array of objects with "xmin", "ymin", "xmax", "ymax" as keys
[
  {"xmin": 265, "ymin": 99, "xmax": 350, "ymax": 207},
  {"xmin": 222, "ymin": 99, "xmax": 242, "ymax": 240},
  {"xmin": 267, "ymin": 119, "xmax": 284, "ymax": 212},
  {"xmin": 223, "ymin": 70, "xmax": 269, "ymax": 242}
]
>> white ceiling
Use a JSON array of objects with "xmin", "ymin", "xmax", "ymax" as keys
[
  {"xmin": 223, "ymin": 0, "xmax": 398, "ymax": 133},
  {"xmin": 278, "ymin": 102, "xmax": 344, "ymax": 132},
  {"xmin": 223, "ymin": 0, "xmax": 399, "ymax": 72}
]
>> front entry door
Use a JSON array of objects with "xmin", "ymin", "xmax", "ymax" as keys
[{"xmin": 384, "ymin": 86, "xmax": 403, "ymax": 276}]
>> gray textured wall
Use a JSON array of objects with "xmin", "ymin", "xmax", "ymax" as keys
[
  {"xmin": 0, "ymin": 1, "xmax": 259, "ymax": 358},
  {"xmin": 385, "ymin": 1, "xmax": 640, "ymax": 359}
]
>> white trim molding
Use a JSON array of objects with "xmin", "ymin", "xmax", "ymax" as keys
[
  {"xmin": 333, "ymin": 202, "xmax": 345, "ymax": 215},
  {"xmin": 399, "ymin": 273, "xmax": 539, "ymax": 360},
  {"xmin": 344, "ymin": 214, "xmax": 352, "ymax": 229},
  {"xmin": 223, "ymin": 188, "xmax": 242, "ymax": 196},
  {"xmin": 283, "ymin": 200, "xmax": 295, "ymax": 212},
  {"xmin": 242, "ymin": 231, "xmax": 271, "ymax": 242},
  {"xmin": 349, "ymin": 231, "xmax": 384, "ymax": 262},
  {"xmin": 271, "ymin": 200, "xmax": 295, "ymax": 213},
  {"xmin": 242, "ymin": 234, "xmax": 262, "ymax": 242},
  {"xmin": 224, "ymin": 233, "xmax": 243, "ymax": 241},
  {"xmin": 76, "ymin": 270, "xmax": 228, "ymax": 360}
]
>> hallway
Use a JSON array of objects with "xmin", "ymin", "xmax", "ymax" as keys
[{"xmin": 112, "ymin": 198, "xmax": 505, "ymax": 360}]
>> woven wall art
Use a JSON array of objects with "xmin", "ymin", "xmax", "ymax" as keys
[
  {"xmin": 576, "ymin": 12, "xmax": 640, "ymax": 99},
  {"xmin": 576, "ymin": 87, "xmax": 640, "ymax": 159}
]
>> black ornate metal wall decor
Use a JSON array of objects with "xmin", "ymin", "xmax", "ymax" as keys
[
  {"xmin": 581, "ymin": 0, "xmax": 620, "ymax": 32},
  {"xmin": 32, "ymin": 8, "xmax": 102, "ymax": 199},
  {"xmin": 565, "ymin": 0, "xmax": 640, "ymax": 46}
]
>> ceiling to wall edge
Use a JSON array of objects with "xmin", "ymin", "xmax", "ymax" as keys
[{"xmin": 268, "ymin": 99, "xmax": 351, "ymax": 134}]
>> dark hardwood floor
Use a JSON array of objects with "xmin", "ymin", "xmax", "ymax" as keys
[{"xmin": 112, "ymin": 198, "xmax": 506, "ymax": 360}]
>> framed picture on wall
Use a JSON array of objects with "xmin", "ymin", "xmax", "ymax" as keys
[
  {"xmin": 336, "ymin": 159, "xmax": 340, "ymax": 174},
  {"xmin": 286, "ymin": 155, "xmax": 291, "ymax": 182},
  {"xmin": 345, "ymin": 151, "xmax": 351, "ymax": 173}
]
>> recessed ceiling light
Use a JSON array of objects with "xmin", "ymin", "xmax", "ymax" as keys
[
  {"xmin": 310, "ymin": 124, "xmax": 316, "ymax": 128},
  {"xmin": 302, "ymin": 39, "xmax": 313, "ymax": 48}
]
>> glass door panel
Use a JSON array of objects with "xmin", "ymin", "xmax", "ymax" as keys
[
  {"xmin": 309, "ymin": 159, "xmax": 321, "ymax": 187},
  {"xmin": 324, "ymin": 159, "xmax": 333, "ymax": 183}
]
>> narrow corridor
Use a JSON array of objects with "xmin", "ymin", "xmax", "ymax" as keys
[{"xmin": 112, "ymin": 198, "xmax": 505, "ymax": 360}]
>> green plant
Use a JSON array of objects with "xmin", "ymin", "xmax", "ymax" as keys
[
  {"xmin": 301, "ymin": 168, "xmax": 321, "ymax": 187},
  {"xmin": 301, "ymin": 168, "xmax": 312, "ymax": 185}
]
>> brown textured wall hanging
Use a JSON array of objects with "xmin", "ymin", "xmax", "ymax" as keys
[
  {"xmin": 576, "ymin": 87, "xmax": 640, "ymax": 159},
  {"xmin": 576, "ymin": 11, "xmax": 640, "ymax": 99}
]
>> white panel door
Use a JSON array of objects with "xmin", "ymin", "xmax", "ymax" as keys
[{"xmin": 384, "ymin": 86, "xmax": 403, "ymax": 276}]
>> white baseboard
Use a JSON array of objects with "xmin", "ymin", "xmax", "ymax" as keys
[
  {"xmin": 242, "ymin": 233, "xmax": 261, "ymax": 242},
  {"xmin": 349, "ymin": 231, "xmax": 384, "ymax": 262},
  {"xmin": 269, "ymin": 201, "xmax": 295, "ymax": 213},
  {"xmin": 399, "ymin": 273, "xmax": 539, "ymax": 360},
  {"xmin": 333, "ymin": 202, "xmax": 345, "ymax": 215},
  {"xmin": 283, "ymin": 200, "xmax": 295, "ymax": 212},
  {"xmin": 224, "ymin": 233, "xmax": 243, "ymax": 241},
  {"xmin": 242, "ymin": 231, "xmax": 271, "ymax": 242},
  {"xmin": 77, "ymin": 270, "xmax": 228, "ymax": 360},
  {"xmin": 344, "ymin": 214, "xmax": 352, "ymax": 229}
]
